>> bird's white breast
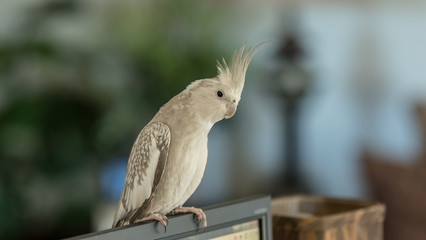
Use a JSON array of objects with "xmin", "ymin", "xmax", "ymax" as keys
[{"xmin": 148, "ymin": 126, "xmax": 208, "ymax": 214}]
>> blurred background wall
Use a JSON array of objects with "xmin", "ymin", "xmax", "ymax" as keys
[{"xmin": 1, "ymin": 0, "xmax": 426, "ymax": 239}]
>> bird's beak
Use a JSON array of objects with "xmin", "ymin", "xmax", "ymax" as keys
[{"xmin": 224, "ymin": 104, "xmax": 237, "ymax": 119}]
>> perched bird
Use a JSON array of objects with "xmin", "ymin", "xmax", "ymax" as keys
[{"xmin": 112, "ymin": 42, "xmax": 263, "ymax": 230}]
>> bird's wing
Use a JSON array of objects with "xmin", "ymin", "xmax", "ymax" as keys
[{"xmin": 113, "ymin": 122, "xmax": 171, "ymax": 226}]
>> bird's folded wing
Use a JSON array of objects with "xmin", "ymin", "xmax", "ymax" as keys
[{"xmin": 116, "ymin": 122, "xmax": 171, "ymax": 223}]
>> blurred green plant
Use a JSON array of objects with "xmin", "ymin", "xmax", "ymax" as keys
[{"xmin": 0, "ymin": 0, "xmax": 233, "ymax": 239}]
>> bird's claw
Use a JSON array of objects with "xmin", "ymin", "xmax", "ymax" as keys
[
  {"xmin": 135, "ymin": 212, "xmax": 168, "ymax": 233},
  {"xmin": 174, "ymin": 207, "xmax": 207, "ymax": 229}
]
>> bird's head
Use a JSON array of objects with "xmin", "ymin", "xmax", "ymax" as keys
[{"xmin": 185, "ymin": 42, "xmax": 264, "ymax": 124}]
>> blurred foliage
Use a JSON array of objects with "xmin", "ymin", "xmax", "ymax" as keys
[{"xmin": 0, "ymin": 0, "xmax": 233, "ymax": 239}]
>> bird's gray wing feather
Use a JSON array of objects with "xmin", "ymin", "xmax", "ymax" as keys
[{"xmin": 113, "ymin": 122, "xmax": 171, "ymax": 227}]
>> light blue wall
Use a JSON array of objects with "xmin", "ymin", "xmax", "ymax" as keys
[{"xmin": 191, "ymin": 3, "xmax": 426, "ymax": 203}]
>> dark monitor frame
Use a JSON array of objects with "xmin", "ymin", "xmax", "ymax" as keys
[{"xmin": 66, "ymin": 195, "xmax": 272, "ymax": 240}]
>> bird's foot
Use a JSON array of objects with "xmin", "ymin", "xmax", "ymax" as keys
[
  {"xmin": 173, "ymin": 206, "xmax": 207, "ymax": 228},
  {"xmin": 135, "ymin": 212, "xmax": 168, "ymax": 232}
]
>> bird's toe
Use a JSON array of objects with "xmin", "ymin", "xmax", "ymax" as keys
[
  {"xmin": 173, "ymin": 207, "xmax": 207, "ymax": 229},
  {"xmin": 135, "ymin": 212, "xmax": 168, "ymax": 232}
]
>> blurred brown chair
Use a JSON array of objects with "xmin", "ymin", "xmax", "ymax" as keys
[{"xmin": 363, "ymin": 103, "xmax": 426, "ymax": 240}]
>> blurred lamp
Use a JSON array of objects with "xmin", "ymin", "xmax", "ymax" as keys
[{"xmin": 276, "ymin": 34, "xmax": 311, "ymax": 192}]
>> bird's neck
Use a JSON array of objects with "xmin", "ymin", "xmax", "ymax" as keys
[
  {"xmin": 153, "ymin": 94, "xmax": 220, "ymax": 134},
  {"xmin": 179, "ymin": 101, "xmax": 218, "ymax": 134}
]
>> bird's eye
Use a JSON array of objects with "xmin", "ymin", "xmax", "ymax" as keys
[{"xmin": 216, "ymin": 91, "xmax": 223, "ymax": 98}]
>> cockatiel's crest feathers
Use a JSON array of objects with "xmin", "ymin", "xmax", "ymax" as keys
[{"xmin": 216, "ymin": 41, "xmax": 265, "ymax": 96}]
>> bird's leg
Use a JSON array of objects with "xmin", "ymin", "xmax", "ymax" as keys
[
  {"xmin": 173, "ymin": 207, "xmax": 207, "ymax": 228},
  {"xmin": 135, "ymin": 212, "xmax": 168, "ymax": 232}
]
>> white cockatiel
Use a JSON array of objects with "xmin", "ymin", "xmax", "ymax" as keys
[{"xmin": 112, "ymin": 42, "xmax": 262, "ymax": 230}]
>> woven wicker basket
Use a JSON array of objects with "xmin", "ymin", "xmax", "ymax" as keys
[{"xmin": 272, "ymin": 195, "xmax": 385, "ymax": 240}]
